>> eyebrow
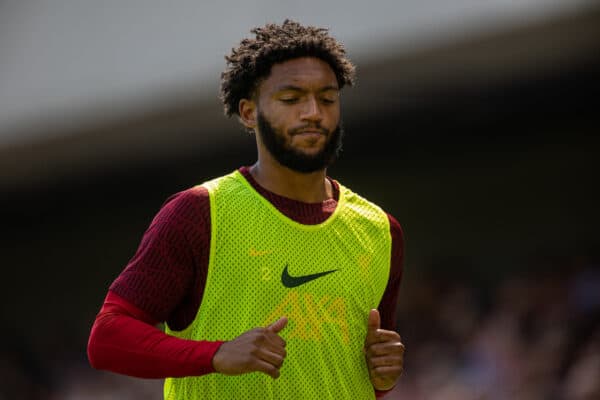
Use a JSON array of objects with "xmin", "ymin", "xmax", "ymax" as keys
[{"xmin": 275, "ymin": 85, "xmax": 339, "ymax": 93}]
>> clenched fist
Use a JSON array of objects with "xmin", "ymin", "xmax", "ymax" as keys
[
  {"xmin": 212, "ymin": 317, "xmax": 288, "ymax": 379},
  {"xmin": 364, "ymin": 309, "xmax": 405, "ymax": 391}
]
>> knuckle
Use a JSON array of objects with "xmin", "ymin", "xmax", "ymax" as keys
[
  {"xmin": 374, "ymin": 366, "xmax": 391, "ymax": 375},
  {"xmin": 249, "ymin": 345, "xmax": 260, "ymax": 357},
  {"xmin": 256, "ymin": 332, "xmax": 266, "ymax": 342},
  {"xmin": 388, "ymin": 343, "xmax": 402, "ymax": 352},
  {"xmin": 375, "ymin": 357, "xmax": 389, "ymax": 367},
  {"xmin": 276, "ymin": 356, "xmax": 285, "ymax": 368}
]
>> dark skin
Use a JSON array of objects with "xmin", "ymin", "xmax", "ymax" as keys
[
  {"xmin": 365, "ymin": 309, "xmax": 405, "ymax": 391},
  {"xmin": 239, "ymin": 56, "xmax": 339, "ymax": 203},
  {"xmin": 212, "ymin": 317, "xmax": 288, "ymax": 379},
  {"xmin": 212, "ymin": 57, "xmax": 405, "ymax": 391}
]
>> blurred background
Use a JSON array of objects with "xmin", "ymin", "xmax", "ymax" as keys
[{"xmin": 1, "ymin": 1, "xmax": 599, "ymax": 399}]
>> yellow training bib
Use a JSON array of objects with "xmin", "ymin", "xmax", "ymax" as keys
[{"xmin": 165, "ymin": 170, "xmax": 391, "ymax": 399}]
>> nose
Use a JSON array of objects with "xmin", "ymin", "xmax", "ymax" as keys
[{"xmin": 300, "ymin": 96, "xmax": 323, "ymax": 123}]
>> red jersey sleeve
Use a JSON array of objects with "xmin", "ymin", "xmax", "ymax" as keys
[
  {"xmin": 378, "ymin": 213, "xmax": 404, "ymax": 331},
  {"xmin": 109, "ymin": 186, "xmax": 211, "ymax": 329},
  {"xmin": 374, "ymin": 213, "xmax": 404, "ymax": 397},
  {"xmin": 88, "ymin": 186, "xmax": 220, "ymax": 378},
  {"xmin": 87, "ymin": 291, "xmax": 223, "ymax": 378}
]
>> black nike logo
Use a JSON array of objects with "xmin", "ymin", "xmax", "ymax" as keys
[{"xmin": 281, "ymin": 264, "xmax": 339, "ymax": 288}]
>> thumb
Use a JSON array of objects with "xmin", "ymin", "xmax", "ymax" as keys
[
  {"xmin": 368, "ymin": 309, "xmax": 380, "ymax": 332},
  {"xmin": 365, "ymin": 309, "xmax": 381, "ymax": 345},
  {"xmin": 267, "ymin": 316, "xmax": 288, "ymax": 334}
]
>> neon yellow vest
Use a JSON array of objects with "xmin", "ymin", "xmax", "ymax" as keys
[{"xmin": 164, "ymin": 170, "xmax": 391, "ymax": 399}]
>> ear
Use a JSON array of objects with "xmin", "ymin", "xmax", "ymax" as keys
[{"xmin": 238, "ymin": 98, "xmax": 257, "ymax": 130}]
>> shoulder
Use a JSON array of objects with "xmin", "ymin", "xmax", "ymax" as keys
[
  {"xmin": 151, "ymin": 186, "xmax": 210, "ymax": 228},
  {"xmin": 164, "ymin": 185, "xmax": 209, "ymax": 206},
  {"xmin": 164, "ymin": 186, "xmax": 209, "ymax": 206}
]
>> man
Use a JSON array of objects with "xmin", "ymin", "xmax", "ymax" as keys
[{"xmin": 88, "ymin": 20, "xmax": 405, "ymax": 399}]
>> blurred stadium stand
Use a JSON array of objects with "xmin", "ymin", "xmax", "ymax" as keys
[{"xmin": 0, "ymin": 1, "xmax": 598, "ymax": 398}]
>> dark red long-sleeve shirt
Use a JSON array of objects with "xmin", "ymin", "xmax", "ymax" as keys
[{"xmin": 88, "ymin": 167, "xmax": 404, "ymax": 395}]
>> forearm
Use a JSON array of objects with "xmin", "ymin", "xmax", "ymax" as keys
[{"xmin": 87, "ymin": 292, "xmax": 223, "ymax": 378}]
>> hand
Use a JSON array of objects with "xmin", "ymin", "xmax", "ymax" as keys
[
  {"xmin": 364, "ymin": 309, "xmax": 405, "ymax": 391},
  {"xmin": 212, "ymin": 317, "xmax": 288, "ymax": 379}
]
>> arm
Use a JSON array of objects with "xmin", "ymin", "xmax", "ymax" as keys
[
  {"xmin": 87, "ymin": 187, "xmax": 287, "ymax": 379},
  {"xmin": 87, "ymin": 187, "xmax": 222, "ymax": 378},
  {"xmin": 378, "ymin": 213, "xmax": 404, "ymax": 331},
  {"xmin": 87, "ymin": 291, "xmax": 222, "ymax": 378},
  {"xmin": 370, "ymin": 213, "xmax": 405, "ymax": 397},
  {"xmin": 87, "ymin": 292, "xmax": 288, "ymax": 379}
]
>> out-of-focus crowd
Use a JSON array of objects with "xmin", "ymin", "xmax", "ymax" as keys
[
  {"xmin": 2, "ymin": 256, "xmax": 598, "ymax": 400},
  {"xmin": 390, "ymin": 256, "xmax": 600, "ymax": 400}
]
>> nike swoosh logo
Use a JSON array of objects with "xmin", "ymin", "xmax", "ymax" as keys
[{"xmin": 281, "ymin": 265, "xmax": 339, "ymax": 288}]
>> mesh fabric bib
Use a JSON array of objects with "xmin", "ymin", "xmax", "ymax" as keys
[{"xmin": 164, "ymin": 171, "xmax": 391, "ymax": 399}]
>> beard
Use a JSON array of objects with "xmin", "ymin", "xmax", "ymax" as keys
[{"xmin": 256, "ymin": 111, "xmax": 343, "ymax": 174}]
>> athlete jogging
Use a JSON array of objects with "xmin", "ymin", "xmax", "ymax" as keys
[{"xmin": 87, "ymin": 19, "xmax": 405, "ymax": 399}]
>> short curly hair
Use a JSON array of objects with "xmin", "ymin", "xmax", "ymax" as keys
[{"xmin": 220, "ymin": 19, "xmax": 356, "ymax": 117}]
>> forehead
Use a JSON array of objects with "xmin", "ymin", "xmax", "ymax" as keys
[{"xmin": 260, "ymin": 57, "xmax": 338, "ymax": 92}]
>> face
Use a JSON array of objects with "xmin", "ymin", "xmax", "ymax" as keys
[{"xmin": 241, "ymin": 57, "xmax": 343, "ymax": 173}]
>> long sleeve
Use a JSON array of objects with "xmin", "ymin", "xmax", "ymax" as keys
[
  {"xmin": 87, "ymin": 291, "xmax": 223, "ymax": 378},
  {"xmin": 88, "ymin": 186, "xmax": 220, "ymax": 378},
  {"xmin": 378, "ymin": 213, "xmax": 405, "ymax": 331},
  {"xmin": 374, "ymin": 213, "xmax": 404, "ymax": 398}
]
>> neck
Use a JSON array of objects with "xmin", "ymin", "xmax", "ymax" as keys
[{"xmin": 249, "ymin": 158, "xmax": 332, "ymax": 203}]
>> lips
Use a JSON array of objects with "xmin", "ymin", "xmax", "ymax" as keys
[
  {"xmin": 296, "ymin": 131, "xmax": 324, "ymax": 136},
  {"xmin": 293, "ymin": 128, "xmax": 327, "ymax": 136},
  {"xmin": 295, "ymin": 131, "xmax": 325, "ymax": 143}
]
